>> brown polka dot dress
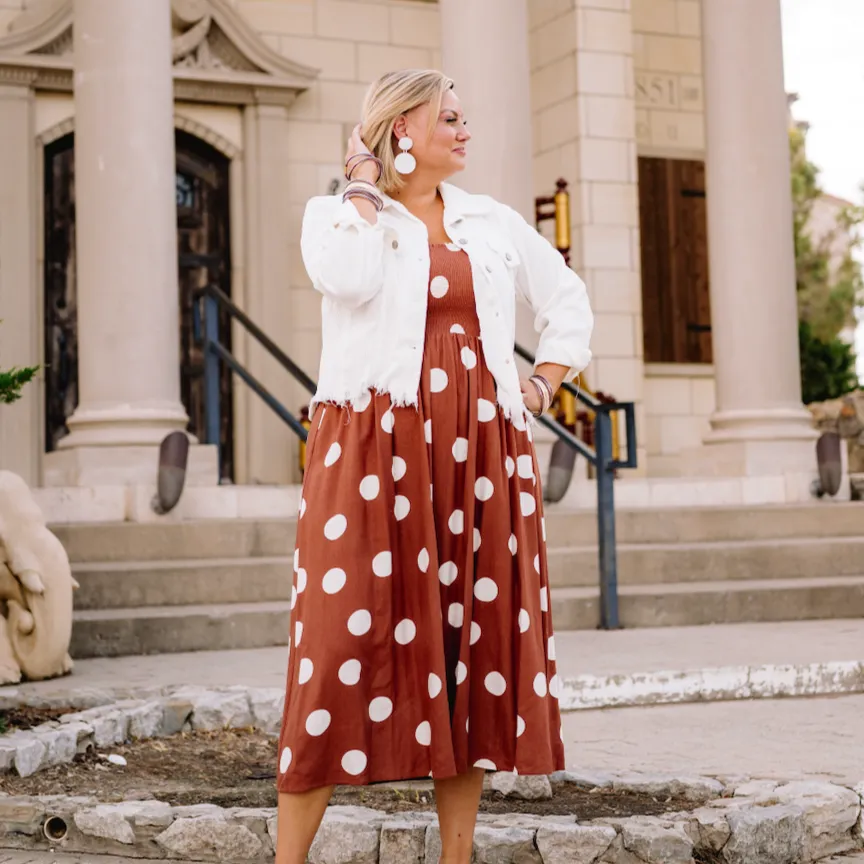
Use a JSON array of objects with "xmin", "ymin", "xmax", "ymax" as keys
[{"xmin": 276, "ymin": 244, "xmax": 565, "ymax": 792}]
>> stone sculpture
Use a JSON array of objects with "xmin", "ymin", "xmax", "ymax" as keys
[
  {"xmin": 0, "ymin": 470, "xmax": 76, "ymax": 684},
  {"xmin": 808, "ymin": 390, "xmax": 864, "ymax": 499}
]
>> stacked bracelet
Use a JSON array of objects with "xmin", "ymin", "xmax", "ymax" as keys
[
  {"xmin": 528, "ymin": 374, "xmax": 554, "ymax": 417},
  {"xmin": 343, "ymin": 178, "xmax": 384, "ymax": 212},
  {"xmin": 345, "ymin": 154, "xmax": 383, "ymax": 183}
]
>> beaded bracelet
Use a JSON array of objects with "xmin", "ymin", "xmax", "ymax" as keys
[
  {"xmin": 343, "ymin": 188, "xmax": 384, "ymax": 213},
  {"xmin": 528, "ymin": 374, "xmax": 554, "ymax": 417}
]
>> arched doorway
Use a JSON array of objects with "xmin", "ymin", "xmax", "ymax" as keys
[{"xmin": 43, "ymin": 129, "xmax": 235, "ymax": 478}]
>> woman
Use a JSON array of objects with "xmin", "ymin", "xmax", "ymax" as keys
[{"xmin": 275, "ymin": 69, "xmax": 593, "ymax": 864}]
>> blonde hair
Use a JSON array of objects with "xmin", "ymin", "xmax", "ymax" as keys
[{"xmin": 360, "ymin": 69, "xmax": 454, "ymax": 194}]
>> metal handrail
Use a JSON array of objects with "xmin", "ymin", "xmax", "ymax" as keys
[{"xmin": 514, "ymin": 342, "xmax": 638, "ymax": 629}]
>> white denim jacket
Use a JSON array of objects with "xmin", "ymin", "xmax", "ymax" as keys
[{"xmin": 300, "ymin": 182, "xmax": 593, "ymax": 422}]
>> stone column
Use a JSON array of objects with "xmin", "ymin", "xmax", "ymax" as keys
[
  {"xmin": 58, "ymin": 0, "xmax": 188, "ymax": 454},
  {"xmin": 700, "ymin": 0, "xmax": 817, "ymax": 466},
  {"xmin": 439, "ymin": 0, "xmax": 534, "ymax": 221}
]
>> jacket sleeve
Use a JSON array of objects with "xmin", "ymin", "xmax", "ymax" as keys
[
  {"xmin": 502, "ymin": 205, "xmax": 594, "ymax": 378},
  {"xmin": 300, "ymin": 195, "xmax": 389, "ymax": 308}
]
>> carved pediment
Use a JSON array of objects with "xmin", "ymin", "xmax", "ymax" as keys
[{"xmin": 0, "ymin": 0, "xmax": 318, "ymax": 105}]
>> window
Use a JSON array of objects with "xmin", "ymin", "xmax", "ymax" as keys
[{"xmin": 638, "ymin": 157, "xmax": 713, "ymax": 364}]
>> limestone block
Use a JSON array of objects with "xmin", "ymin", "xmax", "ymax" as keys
[
  {"xmin": 379, "ymin": 819, "xmax": 427, "ymax": 863},
  {"xmin": 612, "ymin": 773, "xmax": 724, "ymax": 803},
  {"xmin": 115, "ymin": 799, "xmax": 174, "ymax": 828},
  {"xmin": 773, "ymin": 781, "xmax": 860, "ymax": 860},
  {"xmin": 688, "ymin": 806, "xmax": 731, "ymax": 851},
  {"xmin": 10, "ymin": 733, "xmax": 46, "ymax": 777},
  {"xmin": 190, "ymin": 690, "xmax": 253, "ymax": 730},
  {"xmin": 733, "ymin": 779, "xmax": 779, "ymax": 800},
  {"xmin": 0, "ymin": 740, "xmax": 18, "ymax": 772},
  {"xmin": 267, "ymin": 813, "xmax": 278, "ymax": 847},
  {"xmin": 308, "ymin": 811, "xmax": 380, "ymax": 864},
  {"xmin": 425, "ymin": 821, "xmax": 442, "ymax": 863},
  {"xmin": 74, "ymin": 805, "xmax": 136, "ymax": 845},
  {"xmin": 549, "ymin": 769, "xmax": 614, "ymax": 790},
  {"xmin": 536, "ymin": 822, "xmax": 618, "ymax": 863},
  {"xmin": 619, "ymin": 816, "xmax": 693, "ymax": 863},
  {"xmin": 472, "ymin": 825, "xmax": 542, "ymax": 863},
  {"xmin": 61, "ymin": 706, "xmax": 129, "ymax": 747},
  {"xmin": 124, "ymin": 700, "xmax": 165, "ymax": 739},
  {"xmin": 161, "ymin": 698, "xmax": 194, "ymax": 736},
  {"xmin": 248, "ymin": 687, "xmax": 284, "ymax": 734},
  {"xmin": 156, "ymin": 815, "xmax": 264, "ymax": 860},
  {"xmin": 723, "ymin": 804, "xmax": 806, "ymax": 864},
  {"xmin": 0, "ymin": 796, "xmax": 46, "ymax": 835},
  {"xmin": 35, "ymin": 723, "xmax": 78, "ymax": 766},
  {"xmin": 488, "ymin": 771, "xmax": 553, "ymax": 800}
]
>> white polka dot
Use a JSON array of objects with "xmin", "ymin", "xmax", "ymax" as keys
[
  {"xmin": 430, "ymin": 275, "xmax": 450, "ymax": 298},
  {"xmin": 418, "ymin": 547, "xmax": 430, "ymax": 572},
  {"xmin": 446, "ymin": 242, "xmax": 460, "ymax": 252},
  {"xmin": 547, "ymin": 638, "xmax": 557, "ymax": 664},
  {"xmin": 448, "ymin": 602, "xmax": 464, "ymax": 627},
  {"xmin": 534, "ymin": 554, "xmax": 541, "ymax": 573},
  {"xmin": 508, "ymin": 534, "xmax": 518, "ymax": 555},
  {"xmin": 338, "ymin": 659, "xmax": 361, "ymax": 685},
  {"xmin": 505, "ymin": 456, "xmax": 515, "ymax": 478},
  {"xmin": 415, "ymin": 721, "xmax": 432, "ymax": 746},
  {"xmin": 424, "ymin": 419, "xmax": 432, "ymax": 444},
  {"xmin": 448, "ymin": 509, "xmax": 464, "ymax": 534},
  {"xmin": 470, "ymin": 621, "xmax": 481, "ymax": 645},
  {"xmin": 430, "ymin": 368, "xmax": 448, "ymax": 393},
  {"xmin": 394, "ymin": 495, "xmax": 411, "ymax": 521},
  {"xmin": 324, "ymin": 514, "xmax": 348, "ymax": 540},
  {"xmin": 348, "ymin": 609, "xmax": 372, "ymax": 636},
  {"xmin": 473, "ymin": 528, "xmax": 482, "ymax": 552},
  {"xmin": 295, "ymin": 621, "xmax": 303, "ymax": 645},
  {"xmin": 298, "ymin": 657, "xmax": 314, "ymax": 684},
  {"xmin": 527, "ymin": 423, "xmax": 534, "ymax": 442},
  {"xmin": 518, "ymin": 608, "xmax": 530, "ymax": 633},
  {"xmin": 461, "ymin": 347, "xmax": 477, "ymax": 369},
  {"xmin": 395, "ymin": 619, "xmax": 417, "ymax": 644},
  {"xmin": 516, "ymin": 716, "xmax": 526, "ymax": 738},
  {"xmin": 533, "ymin": 672, "xmax": 548, "ymax": 697},
  {"xmin": 475, "ymin": 477, "xmax": 494, "ymax": 501},
  {"xmin": 517, "ymin": 454, "xmax": 534, "ymax": 480},
  {"xmin": 293, "ymin": 549, "xmax": 300, "ymax": 573},
  {"xmin": 520, "ymin": 493, "xmax": 536, "ymax": 517},
  {"xmin": 450, "ymin": 323, "xmax": 466, "ymax": 335},
  {"xmin": 279, "ymin": 747, "xmax": 292, "ymax": 773},
  {"xmin": 324, "ymin": 442, "xmax": 342, "ymax": 467},
  {"xmin": 353, "ymin": 390, "xmax": 372, "ymax": 412},
  {"xmin": 474, "ymin": 578, "xmax": 498, "ymax": 602},
  {"xmin": 466, "ymin": 717, "xmax": 470, "ymax": 733},
  {"xmin": 369, "ymin": 696, "xmax": 393, "ymax": 722},
  {"xmin": 540, "ymin": 586, "xmax": 549, "ymax": 612},
  {"xmin": 381, "ymin": 409, "xmax": 395, "ymax": 434},
  {"xmin": 456, "ymin": 661, "xmax": 467, "ymax": 684},
  {"xmin": 299, "ymin": 498, "xmax": 307, "ymax": 518},
  {"xmin": 322, "ymin": 568, "xmax": 347, "ymax": 594},
  {"xmin": 478, "ymin": 398, "xmax": 497, "ymax": 422},
  {"xmin": 474, "ymin": 759, "xmax": 497, "ymax": 771},
  {"xmin": 392, "ymin": 456, "xmax": 407, "ymax": 482},
  {"xmin": 430, "ymin": 483, "xmax": 434, "ymax": 501},
  {"xmin": 296, "ymin": 568, "xmax": 307, "ymax": 593},
  {"xmin": 305, "ymin": 709, "xmax": 331, "ymax": 736},
  {"xmin": 542, "ymin": 517, "xmax": 547, "ymax": 542},
  {"xmin": 438, "ymin": 561, "xmax": 458, "ymax": 586},
  {"xmin": 342, "ymin": 750, "xmax": 367, "ymax": 775},
  {"xmin": 290, "ymin": 585, "xmax": 297, "ymax": 610},
  {"xmin": 428, "ymin": 673, "xmax": 443, "ymax": 698},
  {"xmin": 452, "ymin": 438, "xmax": 469, "ymax": 462},
  {"xmin": 513, "ymin": 410, "xmax": 527, "ymax": 431},
  {"xmin": 359, "ymin": 475, "xmax": 380, "ymax": 500},
  {"xmin": 549, "ymin": 674, "xmax": 562, "ymax": 699},
  {"xmin": 372, "ymin": 551, "xmax": 392, "ymax": 577},
  {"xmin": 484, "ymin": 671, "xmax": 507, "ymax": 696}
]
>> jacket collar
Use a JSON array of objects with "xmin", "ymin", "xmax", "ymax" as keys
[{"xmin": 380, "ymin": 182, "xmax": 493, "ymax": 226}]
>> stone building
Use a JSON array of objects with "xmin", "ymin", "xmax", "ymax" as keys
[{"xmin": 0, "ymin": 0, "xmax": 824, "ymax": 517}]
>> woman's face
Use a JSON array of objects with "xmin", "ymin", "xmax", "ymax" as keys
[{"xmin": 396, "ymin": 90, "xmax": 470, "ymax": 178}]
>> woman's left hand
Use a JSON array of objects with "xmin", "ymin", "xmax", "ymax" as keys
[{"xmin": 520, "ymin": 378, "xmax": 543, "ymax": 416}]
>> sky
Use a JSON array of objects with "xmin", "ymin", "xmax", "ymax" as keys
[{"xmin": 780, "ymin": 0, "xmax": 864, "ymax": 378}]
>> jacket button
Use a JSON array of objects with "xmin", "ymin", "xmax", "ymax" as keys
[{"xmin": 392, "ymin": 240, "xmax": 399, "ymax": 249}]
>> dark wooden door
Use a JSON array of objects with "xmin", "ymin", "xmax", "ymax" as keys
[
  {"xmin": 638, "ymin": 157, "xmax": 712, "ymax": 364},
  {"xmin": 43, "ymin": 130, "xmax": 234, "ymax": 478}
]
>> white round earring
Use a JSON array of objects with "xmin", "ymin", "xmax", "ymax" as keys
[{"xmin": 394, "ymin": 136, "xmax": 416, "ymax": 175}]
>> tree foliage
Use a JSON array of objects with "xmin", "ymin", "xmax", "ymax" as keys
[
  {"xmin": 0, "ymin": 323, "xmax": 39, "ymax": 405},
  {"xmin": 790, "ymin": 127, "xmax": 862, "ymax": 401}
]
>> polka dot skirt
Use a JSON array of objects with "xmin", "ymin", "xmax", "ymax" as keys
[{"xmin": 276, "ymin": 244, "xmax": 565, "ymax": 793}]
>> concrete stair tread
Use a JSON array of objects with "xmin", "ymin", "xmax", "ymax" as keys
[
  {"xmin": 74, "ymin": 600, "xmax": 292, "ymax": 621},
  {"xmin": 72, "ymin": 555, "xmax": 291, "ymax": 572},
  {"xmin": 549, "ymin": 535, "xmax": 864, "ymax": 554}
]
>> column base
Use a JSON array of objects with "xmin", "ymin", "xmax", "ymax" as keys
[
  {"xmin": 704, "ymin": 406, "xmax": 819, "ymax": 445},
  {"xmin": 58, "ymin": 403, "xmax": 189, "ymax": 449},
  {"xmin": 43, "ymin": 444, "xmax": 219, "ymax": 488},
  {"xmin": 677, "ymin": 438, "xmax": 819, "ymax": 479}
]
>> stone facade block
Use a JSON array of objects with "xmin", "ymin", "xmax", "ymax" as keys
[
  {"xmin": 649, "ymin": 109, "xmax": 704, "ymax": 150},
  {"xmin": 632, "ymin": 0, "xmax": 677, "ymax": 34},
  {"xmin": 591, "ymin": 267, "xmax": 640, "ymax": 311},
  {"xmin": 532, "ymin": 54, "xmax": 579, "ymax": 112},
  {"xmin": 644, "ymin": 34, "xmax": 702, "ymax": 74},
  {"xmin": 586, "ymin": 95, "xmax": 635, "ymax": 139},
  {"xmin": 577, "ymin": 50, "xmax": 628, "ymax": 95},
  {"xmin": 286, "ymin": 120, "xmax": 344, "ymax": 163},
  {"xmin": 646, "ymin": 374, "xmax": 692, "ymax": 414},
  {"xmin": 316, "ymin": 0, "xmax": 389, "ymax": 42},
  {"xmin": 582, "ymin": 225, "xmax": 632, "ymax": 269},
  {"xmin": 676, "ymin": 0, "xmax": 701, "ymax": 36},
  {"xmin": 237, "ymin": 1, "xmax": 315, "ymax": 37},
  {"xmin": 356, "ymin": 43, "xmax": 433, "ymax": 83},
  {"xmin": 690, "ymin": 376, "xmax": 716, "ymax": 416},
  {"xmin": 318, "ymin": 81, "xmax": 369, "ymax": 122},
  {"xmin": 280, "ymin": 35, "xmax": 357, "ymax": 80},
  {"xmin": 530, "ymin": 9, "xmax": 578, "ymax": 70},
  {"xmin": 593, "ymin": 356, "xmax": 644, "ymax": 401},
  {"xmin": 580, "ymin": 9, "xmax": 632, "ymax": 54},
  {"xmin": 591, "ymin": 312, "xmax": 638, "ymax": 358},
  {"xmin": 579, "ymin": 138, "xmax": 631, "ymax": 182},
  {"xmin": 529, "ymin": 0, "xmax": 577, "ymax": 31},
  {"xmin": 389, "ymin": 4, "xmax": 440, "ymax": 49},
  {"xmin": 538, "ymin": 96, "xmax": 580, "ymax": 151},
  {"xmin": 590, "ymin": 182, "xmax": 638, "ymax": 226}
]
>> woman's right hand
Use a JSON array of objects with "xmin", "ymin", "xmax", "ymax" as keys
[{"xmin": 345, "ymin": 124, "xmax": 379, "ymax": 184}]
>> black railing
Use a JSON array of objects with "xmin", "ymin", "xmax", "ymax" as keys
[
  {"xmin": 514, "ymin": 344, "xmax": 637, "ymax": 630},
  {"xmin": 195, "ymin": 284, "xmax": 637, "ymax": 630}
]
